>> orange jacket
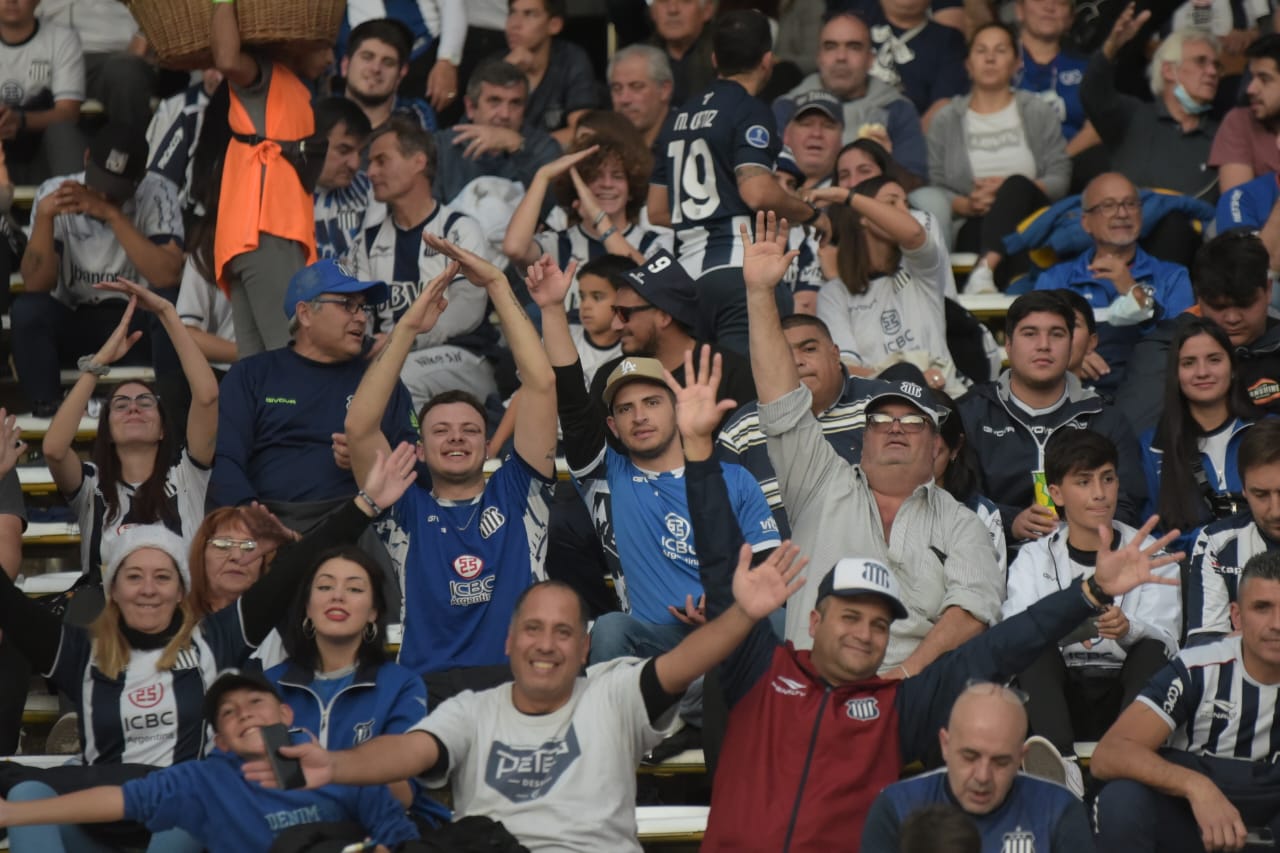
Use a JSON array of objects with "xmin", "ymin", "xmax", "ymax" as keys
[{"xmin": 214, "ymin": 62, "xmax": 317, "ymax": 293}]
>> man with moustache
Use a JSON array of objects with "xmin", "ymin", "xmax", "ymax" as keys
[{"xmin": 608, "ymin": 44, "xmax": 674, "ymax": 151}]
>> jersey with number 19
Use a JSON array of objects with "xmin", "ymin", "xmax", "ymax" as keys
[{"xmin": 651, "ymin": 79, "xmax": 780, "ymax": 277}]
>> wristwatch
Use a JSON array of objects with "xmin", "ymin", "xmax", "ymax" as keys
[{"xmin": 1085, "ymin": 574, "xmax": 1114, "ymax": 610}]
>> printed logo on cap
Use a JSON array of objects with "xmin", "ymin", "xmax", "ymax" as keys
[
  {"xmin": 745, "ymin": 125, "xmax": 771, "ymax": 149},
  {"xmin": 105, "ymin": 149, "xmax": 129, "ymax": 175},
  {"xmin": 620, "ymin": 360, "xmax": 639, "ymax": 375},
  {"xmin": 861, "ymin": 560, "xmax": 891, "ymax": 590},
  {"xmin": 897, "ymin": 382, "xmax": 923, "ymax": 399}
]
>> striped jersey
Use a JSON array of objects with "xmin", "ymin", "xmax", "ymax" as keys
[
  {"xmin": 716, "ymin": 374, "xmax": 888, "ymax": 537},
  {"xmin": 47, "ymin": 606, "xmax": 250, "ymax": 767},
  {"xmin": 651, "ymin": 79, "xmax": 780, "ymax": 277},
  {"xmin": 146, "ymin": 84, "xmax": 209, "ymax": 211},
  {"xmin": 533, "ymin": 222, "xmax": 672, "ymax": 314},
  {"xmin": 1186, "ymin": 511, "xmax": 1279, "ymax": 639},
  {"xmin": 315, "ymin": 172, "xmax": 373, "ymax": 261},
  {"xmin": 1139, "ymin": 635, "xmax": 1280, "ymax": 762},
  {"xmin": 381, "ymin": 454, "xmax": 553, "ymax": 674},
  {"xmin": 37, "ymin": 171, "xmax": 184, "ymax": 306},
  {"xmin": 0, "ymin": 20, "xmax": 83, "ymax": 108}
]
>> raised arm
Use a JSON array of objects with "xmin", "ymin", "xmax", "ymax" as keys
[
  {"xmin": 43, "ymin": 298, "xmax": 143, "ymax": 496},
  {"xmin": 344, "ymin": 261, "xmax": 457, "ymax": 487},
  {"xmin": 244, "ymin": 730, "xmax": 441, "ymax": 790},
  {"xmin": 424, "ymin": 233, "xmax": 557, "ymax": 479},
  {"xmin": 743, "ymin": 211, "xmax": 803, "ymax": 404},
  {"xmin": 501, "ymin": 146, "xmax": 599, "ymax": 267},
  {"xmin": 96, "ymin": 280, "xmax": 219, "ymax": 465},
  {"xmin": 210, "ymin": 0, "xmax": 259, "ymax": 88}
]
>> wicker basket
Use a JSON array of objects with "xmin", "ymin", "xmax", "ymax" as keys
[{"xmin": 122, "ymin": 0, "xmax": 345, "ymax": 70}]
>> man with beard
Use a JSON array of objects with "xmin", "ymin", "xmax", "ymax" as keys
[
  {"xmin": 1209, "ymin": 34, "xmax": 1280, "ymax": 192},
  {"xmin": 313, "ymin": 97, "xmax": 373, "ymax": 261},
  {"xmin": 341, "ymin": 19, "xmax": 436, "ymax": 132},
  {"xmin": 530, "ymin": 255, "xmax": 779, "ymax": 742}
]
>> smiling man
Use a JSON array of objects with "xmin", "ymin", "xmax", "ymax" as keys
[
  {"xmin": 340, "ymin": 18, "xmax": 436, "ymax": 132},
  {"xmin": 861, "ymin": 682, "xmax": 1094, "ymax": 851}
]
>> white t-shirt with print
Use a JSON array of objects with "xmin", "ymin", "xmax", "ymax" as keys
[{"xmin": 965, "ymin": 100, "xmax": 1036, "ymax": 181}]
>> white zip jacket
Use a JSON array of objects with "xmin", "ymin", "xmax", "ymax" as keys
[{"xmin": 1001, "ymin": 521, "xmax": 1181, "ymax": 669}]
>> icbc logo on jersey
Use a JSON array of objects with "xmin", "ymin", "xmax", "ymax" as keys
[
  {"xmin": 128, "ymin": 684, "xmax": 164, "ymax": 709},
  {"xmin": 453, "ymin": 555, "xmax": 485, "ymax": 579}
]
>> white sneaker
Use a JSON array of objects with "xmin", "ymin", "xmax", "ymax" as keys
[
  {"xmin": 1022, "ymin": 735, "xmax": 1084, "ymax": 798},
  {"xmin": 963, "ymin": 260, "xmax": 997, "ymax": 294},
  {"xmin": 46, "ymin": 711, "xmax": 81, "ymax": 755}
]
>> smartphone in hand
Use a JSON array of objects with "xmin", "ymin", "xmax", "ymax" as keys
[{"xmin": 259, "ymin": 723, "xmax": 306, "ymax": 790}]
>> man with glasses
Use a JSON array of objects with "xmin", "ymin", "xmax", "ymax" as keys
[
  {"xmin": 861, "ymin": 681, "xmax": 1094, "ymax": 850},
  {"xmin": 1033, "ymin": 172, "xmax": 1194, "ymax": 393},
  {"xmin": 347, "ymin": 115, "xmax": 496, "ymax": 411},
  {"xmin": 209, "ymin": 258, "xmax": 418, "ymax": 607},
  {"xmin": 741, "ymin": 213, "xmax": 1004, "ymax": 677}
]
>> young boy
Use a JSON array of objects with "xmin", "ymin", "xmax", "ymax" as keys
[
  {"xmin": 0, "ymin": 670, "xmax": 418, "ymax": 853},
  {"xmin": 504, "ymin": 0, "xmax": 598, "ymax": 145},
  {"xmin": 1000, "ymin": 429, "xmax": 1181, "ymax": 795}
]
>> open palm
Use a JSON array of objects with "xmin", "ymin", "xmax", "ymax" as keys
[
  {"xmin": 1094, "ymin": 516, "xmax": 1183, "ymax": 598},
  {"xmin": 403, "ymin": 262, "xmax": 457, "ymax": 334},
  {"xmin": 665, "ymin": 345, "xmax": 735, "ymax": 442},
  {"xmin": 525, "ymin": 255, "xmax": 577, "ymax": 309},
  {"xmin": 740, "ymin": 211, "xmax": 799, "ymax": 294},
  {"xmin": 732, "ymin": 541, "xmax": 807, "ymax": 621}
]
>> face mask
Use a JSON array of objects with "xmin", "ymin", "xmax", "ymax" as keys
[{"xmin": 1173, "ymin": 83, "xmax": 1212, "ymax": 115}]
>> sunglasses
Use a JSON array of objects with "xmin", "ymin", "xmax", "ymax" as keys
[{"xmin": 611, "ymin": 304, "xmax": 658, "ymax": 322}]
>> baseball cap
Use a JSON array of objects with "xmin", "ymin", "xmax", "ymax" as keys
[
  {"xmin": 817, "ymin": 557, "xmax": 909, "ymax": 619},
  {"xmin": 602, "ymin": 357, "xmax": 669, "ymax": 408},
  {"xmin": 775, "ymin": 146, "xmax": 806, "ymax": 181},
  {"xmin": 620, "ymin": 251, "xmax": 700, "ymax": 331},
  {"xmin": 203, "ymin": 668, "xmax": 284, "ymax": 728},
  {"xmin": 283, "ymin": 259, "xmax": 390, "ymax": 320},
  {"xmin": 86, "ymin": 124, "xmax": 149, "ymax": 203},
  {"xmin": 788, "ymin": 90, "xmax": 844, "ymax": 127},
  {"xmin": 864, "ymin": 380, "xmax": 946, "ymax": 428},
  {"xmin": 101, "ymin": 524, "xmax": 191, "ymax": 592}
]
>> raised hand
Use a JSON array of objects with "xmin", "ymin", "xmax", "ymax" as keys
[
  {"xmin": 731, "ymin": 541, "xmax": 807, "ymax": 622},
  {"xmin": 402, "ymin": 258, "xmax": 457, "ymax": 334},
  {"xmin": 242, "ymin": 741, "xmax": 333, "ymax": 790},
  {"xmin": 94, "ymin": 278, "xmax": 172, "ymax": 314},
  {"xmin": 740, "ymin": 211, "xmax": 799, "ymax": 294},
  {"xmin": 91, "ymin": 296, "xmax": 143, "ymax": 366},
  {"xmin": 536, "ymin": 145, "xmax": 599, "ymax": 184},
  {"xmin": 664, "ymin": 344, "xmax": 737, "ymax": 443},
  {"xmin": 0, "ymin": 408, "xmax": 27, "ymax": 479},
  {"xmin": 568, "ymin": 165, "xmax": 607, "ymax": 235},
  {"xmin": 525, "ymin": 255, "xmax": 578, "ymax": 310},
  {"xmin": 359, "ymin": 441, "xmax": 419, "ymax": 510},
  {"xmin": 1093, "ymin": 516, "xmax": 1183, "ymax": 599},
  {"xmin": 1103, "ymin": 3, "xmax": 1152, "ymax": 58},
  {"xmin": 242, "ymin": 502, "xmax": 302, "ymax": 553},
  {"xmin": 423, "ymin": 233, "xmax": 504, "ymax": 288}
]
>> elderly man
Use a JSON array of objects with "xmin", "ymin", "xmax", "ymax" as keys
[
  {"xmin": 1033, "ymin": 172, "xmax": 1194, "ymax": 392},
  {"xmin": 861, "ymin": 683, "xmax": 1095, "ymax": 851},
  {"xmin": 780, "ymin": 91, "xmax": 843, "ymax": 189},
  {"xmin": 744, "ymin": 214, "xmax": 1003, "ymax": 676},
  {"xmin": 609, "ymin": 44, "xmax": 674, "ymax": 150},
  {"xmin": 1083, "ymin": 8, "xmax": 1220, "ymax": 199},
  {"xmin": 780, "ymin": 11, "xmax": 927, "ymax": 179},
  {"xmin": 648, "ymin": 0, "xmax": 715, "ymax": 105}
]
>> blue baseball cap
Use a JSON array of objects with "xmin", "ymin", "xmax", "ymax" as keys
[{"xmin": 283, "ymin": 259, "xmax": 389, "ymax": 320}]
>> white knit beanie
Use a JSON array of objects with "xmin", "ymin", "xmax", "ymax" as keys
[{"xmin": 101, "ymin": 524, "xmax": 191, "ymax": 592}]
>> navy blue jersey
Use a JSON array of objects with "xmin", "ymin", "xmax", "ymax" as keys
[{"xmin": 651, "ymin": 79, "xmax": 780, "ymax": 275}]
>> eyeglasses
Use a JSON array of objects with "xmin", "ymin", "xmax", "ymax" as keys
[
  {"xmin": 866, "ymin": 412, "xmax": 929, "ymax": 432},
  {"xmin": 1180, "ymin": 54, "xmax": 1223, "ymax": 72},
  {"xmin": 108, "ymin": 393, "xmax": 160, "ymax": 412},
  {"xmin": 313, "ymin": 297, "xmax": 372, "ymax": 317},
  {"xmin": 611, "ymin": 304, "xmax": 658, "ymax": 322},
  {"xmin": 963, "ymin": 677, "xmax": 1030, "ymax": 705},
  {"xmin": 1082, "ymin": 198, "xmax": 1140, "ymax": 216},
  {"xmin": 207, "ymin": 538, "xmax": 258, "ymax": 552}
]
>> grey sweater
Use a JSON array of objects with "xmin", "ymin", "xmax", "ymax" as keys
[{"xmin": 926, "ymin": 89, "xmax": 1071, "ymax": 202}]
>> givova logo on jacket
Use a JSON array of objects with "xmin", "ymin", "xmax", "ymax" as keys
[{"xmin": 485, "ymin": 726, "xmax": 582, "ymax": 802}]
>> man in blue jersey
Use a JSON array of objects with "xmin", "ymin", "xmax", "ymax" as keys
[
  {"xmin": 344, "ymin": 233, "xmax": 558, "ymax": 704},
  {"xmin": 861, "ymin": 682, "xmax": 1094, "ymax": 851},
  {"xmin": 313, "ymin": 97, "xmax": 373, "ymax": 261},
  {"xmin": 1092, "ymin": 550, "xmax": 1280, "ymax": 853},
  {"xmin": 648, "ymin": 9, "xmax": 829, "ymax": 356},
  {"xmin": 531, "ymin": 255, "xmax": 780, "ymax": 739},
  {"xmin": 1184, "ymin": 419, "xmax": 1280, "ymax": 644},
  {"xmin": 0, "ymin": 669, "xmax": 419, "ymax": 853}
]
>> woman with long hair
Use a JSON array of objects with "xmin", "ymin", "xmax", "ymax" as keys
[
  {"xmin": 927, "ymin": 22, "xmax": 1070, "ymax": 293},
  {"xmin": 1142, "ymin": 317, "xmax": 1259, "ymax": 555},
  {"xmin": 810, "ymin": 176, "xmax": 962, "ymax": 394},
  {"xmin": 266, "ymin": 544, "xmax": 450, "ymax": 827},
  {"xmin": 43, "ymin": 280, "xmax": 219, "ymax": 590},
  {"xmin": 0, "ymin": 444, "xmax": 417, "ymax": 853}
]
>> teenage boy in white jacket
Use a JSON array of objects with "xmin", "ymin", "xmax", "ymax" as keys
[{"xmin": 1003, "ymin": 428, "xmax": 1181, "ymax": 795}]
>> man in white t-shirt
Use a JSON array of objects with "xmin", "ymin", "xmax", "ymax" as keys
[
  {"xmin": 13, "ymin": 123, "xmax": 183, "ymax": 416},
  {"xmin": 0, "ymin": 0, "xmax": 84, "ymax": 182},
  {"xmin": 244, "ymin": 541, "xmax": 805, "ymax": 852}
]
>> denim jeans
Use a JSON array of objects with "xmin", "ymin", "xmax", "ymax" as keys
[{"xmin": 588, "ymin": 612, "xmax": 703, "ymax": 727}]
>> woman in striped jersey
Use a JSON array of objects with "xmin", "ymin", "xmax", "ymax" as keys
[{"xmin": 0, "ymin": 443, "xmax": 418, "ymax": 853}]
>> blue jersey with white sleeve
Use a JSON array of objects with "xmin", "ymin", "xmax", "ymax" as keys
[
  {"xmin": 383, "ymin": 453, "xmax": 554, "ymax": 675},
  {"xmin": 573, "ymin": 449, "xmax": 780, "ymax": 624},
  {"xmin": 651, "ymin": 79, "xmax": 780, "ymax": 276}
]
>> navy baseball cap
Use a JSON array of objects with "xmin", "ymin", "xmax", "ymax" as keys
[
  {"xmin": 283, "ymin": 259, "xmax": 389, "ymax": 320},
  {"xmin": 817, "ymin": 558, "xmax": 909, "ymax": 619},
  {"xmin": 774, "ymin": 89, "xmax": 845, "ymax": 129},
  {"xmin": 86, "ymin": 124, "xmax": 149, "ymax": 203},
  {"xmin": 203, "ymin": 668, "xmax": 283, "ymax": 727},
  {"xmin": 620, "ymin": 251, "xmax": 700, "ymax": 331},
  {"xmin": 864, "ymin": 380, "xmax": 947, "ymax": 428}
]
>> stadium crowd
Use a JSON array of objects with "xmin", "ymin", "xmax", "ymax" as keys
[{"xmin": 0, "ymin": 0, "xmax": 1277, "ymax": 850}]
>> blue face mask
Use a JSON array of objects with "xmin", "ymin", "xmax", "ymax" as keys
[{"xmin": 1173, "ymin": 83, "xmax": 1212, "ymax": 115}]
